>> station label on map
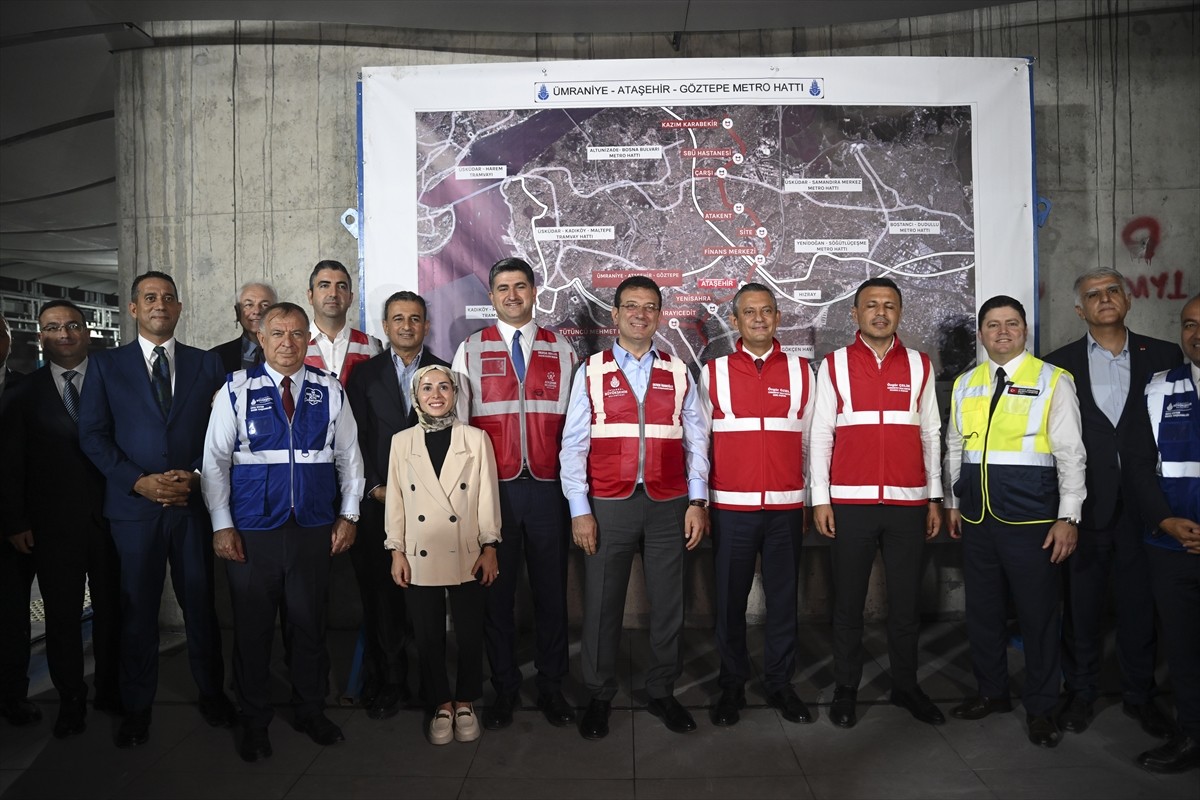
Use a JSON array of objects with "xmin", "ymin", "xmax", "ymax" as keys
[
  {"xmin": 793, "ymin": 290, "xmax": 822, "ymax": 300},
  {"xmin": 587, "ymin": 146, "xmax": 663, "ymax": 161},
  {"xmin": 784, "ymin": 178, "xmax": 863, "ymax": 192},
  {"xmin": 535, "ymin": 226, "xmax": 616, "ymax": 241},
  {"xmin": 794, "ymin": 239, "xmax": 869, "ymax": 253},
  {"xmin": 466, "ymin": 305, "xmax": 498, "ymax": 320},
  {"xmin": 454, "ymin": 165, "xmax": 507, "ymax": 180},
  {"xmin": 888, "ymin": 220, "xmax": 942, "ymax": 234}
]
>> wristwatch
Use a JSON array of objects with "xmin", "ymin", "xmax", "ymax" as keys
[
  {"xmin": 929, "ymin": 497, "xmax": 944, "ymax": 504},
  {"xmin": 481, "ymin": 541, "xmax": 499, "ymax": 550},
  {"xmin": 339, "ymin": 514, "xmax": 359, "ymax": 524},
  {"xmin": 1057, "ymin": 516, "xmax": 1079, "ymax": 527},
  {"xmin": 688, "ymin": 499, "xmax": 708, "ymax": 509}
]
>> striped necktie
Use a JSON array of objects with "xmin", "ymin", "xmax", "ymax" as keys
[{"xmin": 62, "ymin": 370, "xmax": 80, "ymax": 422}]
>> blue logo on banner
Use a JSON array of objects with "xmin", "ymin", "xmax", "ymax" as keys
[
  {"xmin": 537, "ymin": 84, "xmax": 549, "ymax": 101},
  {"xmin": 809, "ymin": 80, "xmax": 821, "ymax": 96}
]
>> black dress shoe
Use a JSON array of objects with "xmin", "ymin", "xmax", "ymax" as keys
[
  {"xmin": 647, "ymin": 695, "xmax": 697, "ymax": 734},
  {"xmin": 767, "ymin": 686, "xmax": 814, "ymax": 724},
  {"xmin": 950, "ymin": 695, "xmax": 1013, "ymax": 720},
  {"xmin": 482, "ymin": 693, "xmax": 517, "ymax": 730},
  {"xmin": 53, "ymin": 698, "xmax": 87, "ymax": 739},
  {"xmin": 1057, "ymin": 694, "xmax": 1094, "ymax": 733},
  {"xmin": 293, "ymin": 713, "xmax": 345, "ymax": 746},
  {"xmin": 1137, "ymin": 735, "xmax": 1200, "ymax": 774},
  {"xmin": 580, "ymin": 698, "xmax": 611, "ymax": 740},
  {"xmin": 891, "ymin": 687, "xmax": 945, "ymax": 726},
  {"xmin": 115, "ymin": 709, "xmax": 151, "ymax": 748},
  {"xmin": 367, "ymin": 683, "xmax": 406, "ymax": 720},
  {"xmin": 830, "ymin": 685, "xmax": 857, "ymax": 729},
  {"xmin": 1027, "ymin": 714, "xmax": 1061, "ymax": 748},
  {"xmin": 1123, "ymin": 700, "xmax": 1175, "ymax": 739},
  {"xmin": 711, "ymin": 685, "xmax": 745, "ymax": 727},
  {"xmin": 238, "ymin": 726, "xmax": 273, "ymax": 763},
  {"xmin": 199, "ymin": 693, "xmax": 237, "ymax": 728},
  {"xmin": 536, "ymin": 691, "xmax": 576, "ymax": 727},
  {"xmin": 1, "ymin": 698, "xmax": 42, "ymax": 727}
]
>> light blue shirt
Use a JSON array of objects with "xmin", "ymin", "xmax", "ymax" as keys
[
  {"xmin": 1087, "ymin": 331, "xmax": 1130, "ymax": 427},
  {"xmin": 559, "ymin": 343, "xmax": 710, "ymax": 518},
  {"xmin": 391, "ymin": 347, "xmax": 424, "ymax": 414}
]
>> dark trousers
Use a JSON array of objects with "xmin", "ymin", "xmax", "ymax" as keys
[
  {"xmin": 830, "ymin": 504, "xmax": 927, "ymax": 691},
  {"xmin": 35, "ymin": 517, "xmax": 121, "ymax": 704},
  {"xmin": 349, "ymin": 499, "xmax": 410, "ymax": 691},
  {"xmin": 484, "ymin": 478, "xmax": 569, "ymax": 697},
  {"xmin": 1061, "ymin": 507, "xmax": 1157, "ymax": 703},
  {"xmin": 407, "ymin": 581, "xmax": 485, "ymax": 711},
  {"xmin": 712, "ymin": 507, "xmax": 803, "ymax": 693},
  {"xmin": 111, "ymin": 510, "xmax": 224, "ymax": 712},
  {"xmin": 225, "ymin": 520, "xmax": 333, "ymax": 727},
  {"xmin": 583, "ymin": 490, "xmax": 688, "ymax": 701},
  {"xmin": 1146, "ymin": 545, "xmax": 1200, "ymax": 740},
  {"xmin": 962, "ymin": 516, "xmax": 1061, "ymax": 716},
  {"xmin": 0, "ymin": 541, "xmax": 36, "ymax": 703}
]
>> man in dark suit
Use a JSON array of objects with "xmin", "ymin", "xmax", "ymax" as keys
[
  {"xmin": 1044, "ymin": 267, "xmax": 1181, "ymax": 738},
  {"xmin": 211, "ymin": 282, "xmax": 277, "ymax": 375},
  {"xmin": 2, "ymin": 301, "xmax": 121, "ymax": 738},
  {"xmin": 78, "ymin": 270, "xmax": 236, "ymax": 748},
  {"xmin": 345, "ymin": 291, "xmax": 447, "ymax": 719},
  {"xmin": 0, "ymin": 315, "xmax": 39, "ymax": 728}
]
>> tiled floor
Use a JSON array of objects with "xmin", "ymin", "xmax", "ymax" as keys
[{"xmin": 1, "ymin": 622, "xmax": 1196, "ymax": 799}]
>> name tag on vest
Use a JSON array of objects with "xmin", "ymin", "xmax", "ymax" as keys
[
  {"xmin": 1008, "ymin": 386, "xmax": 1041, "ymax": 397},
  {"xmin": 481, "ymin": 356, "xmax": 508, "ymax": 377}
]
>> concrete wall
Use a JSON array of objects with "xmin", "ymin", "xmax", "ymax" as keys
[{"xmin": 117, "ymin": 0, "xmax": 1199, "ymax": 629}]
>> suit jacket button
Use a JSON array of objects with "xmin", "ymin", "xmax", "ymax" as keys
[
  {"xmin": 411, "ymin": 484, "xmax": 416, "ymax": 491},
  {"xmin": 449, "ymin": 515, "xmax": 457, "ymax": 523},
  {"xmin": 419, "ymin": 550, "xmax": 427, "ymax": 557},
  {"xmin": 418, "ymin": 515, "xmax": 425, "ymax": 522},
  {"xmin": 460, "ymin": 483, "xmax": 467, "ymax": 490}
]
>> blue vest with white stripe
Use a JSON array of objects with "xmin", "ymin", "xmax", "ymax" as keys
[
  {"xmin": 1144, "ymin": 364, "xmax": 1200, "ymax": 552},
  {"xmin": 225, "ymin": 365, "xmax": 341, "ymax": 530}
]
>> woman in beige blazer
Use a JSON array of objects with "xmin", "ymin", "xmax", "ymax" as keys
[{"xmin": 385, "ymin": 366, "xmax": 501, "ymax": 745}]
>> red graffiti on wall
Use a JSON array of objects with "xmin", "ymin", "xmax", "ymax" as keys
[
  {"xmin": 1126, "ymin": 270, "xmax": 1189, "ymax": 301},
  {"xmin": 1121, "ymin": 216, "xmax": 1161, "ymax": 263}
]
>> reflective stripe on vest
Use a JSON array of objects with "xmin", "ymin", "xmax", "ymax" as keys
[{"xmin": 1143, "ymin": 366, "xmax": 1200, "ymax": 550}]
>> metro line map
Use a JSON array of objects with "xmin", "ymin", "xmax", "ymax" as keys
[{"xmin": 415, "ymin": 103, "xmax": 977, "ymax": 372}]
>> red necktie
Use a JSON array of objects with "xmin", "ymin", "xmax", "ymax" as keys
[{"xmin": 282, "ymin": 376, "xmax": 295, "ymax": 421}]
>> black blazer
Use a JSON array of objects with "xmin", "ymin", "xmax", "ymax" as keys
[
  {"xmin": 1044, "ymin": 331, "xmax": 1182, "ymax": 529},
  {"xmin": 345, "ymin": 348, "xmax": 449, "ymax": 496},
  {"xmin": 211, "ymin": 336, "xmax": 247, "ymax": 377},
  {"xmin": 1, "ymin": 366, "xmax": 106, "ymax": 537}
]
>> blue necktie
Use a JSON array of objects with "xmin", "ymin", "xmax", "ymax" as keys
[
  {"xmin": 511, "ymin": 330, "xmax": 526, "ymax": 383},
  {"xmin": 152, "ymin": 346, "xmax": 173, "ymax": 416},
  {"xmin": 62, "ymin": 370, "xmax": 80, "ymax": 422}
]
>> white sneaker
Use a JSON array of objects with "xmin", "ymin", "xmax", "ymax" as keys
[
  {"xmin": 454, "ymin": 706, "xmax": 481, "ymax": 742},
  {"xmin": 428, "ymin": 709, "xmax": 453, "ymax": 745}
]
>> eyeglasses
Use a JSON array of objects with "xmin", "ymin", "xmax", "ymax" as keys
[
  {"xmin": 618, "ymin": 302, "xmax": 660, "ymax": 314},
  {"xmin": 41, "ymin": 322, "xmax": 83, "ymax": 333}
]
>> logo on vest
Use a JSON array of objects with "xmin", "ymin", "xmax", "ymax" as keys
[
  {"xmin": 886, "ymin": 382, "xmax": 911, "ymax": 393},
  {"xmin": 1008, "ymin": 386, "xmax": 1041, "ymax": 396},
  {"xmin": 543, "ymin": 370, "xmax": 558, "ymax": 392},
  {"xmin": 609, "ymin": 375, "xmax": 620, "ymax": 388},
  {"xmin": 304, "ymin": 387, "xmax": 324, "ymax": 405},
  {"xmin": 249, "ymin": 396, "xmax": 273, "ymax": 413},
  {"xmin": 651, "ymin": 382, "xmax": 674, "ymax": 392},
  {"xmin": 1165, "ymin": 400, "xmax": 1193, "ymax": 418}
]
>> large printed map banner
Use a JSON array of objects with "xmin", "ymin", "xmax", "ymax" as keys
[{"xmin": 361, "ymin": 57, "xmax": 1035, "ymax": 374}]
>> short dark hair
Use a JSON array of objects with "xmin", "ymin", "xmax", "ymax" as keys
[
  {"xmin": 976, "ymin": 295, "xmax": 1027, "ymax": 329},
  {"xmin": 488, "ymin": 257, "xmax": 535, "ymax": 290},
  {"xmin": 382, "ymin": 290, "xmax": 427, "ymax": 320},
  {"xmin": 731, "ymin": 282, "xmax": 777, "ymax": 315},
  {"xmin": 853, "ymin": 277, "xmax": 902, "ymax": 307},
  {"xmin": 261, "ymin": 301, "xmax": 310, "ymax": 329},
  {"xmin": 38, "ymin": 299, "xmax": 87, "ymax": 323},
  {"xmin": 130, "ymin": 271, "xmax": 178, "ymax": 303},
  {"xmin": 308, "ymin": 259, "xmax": 352, "ymax": 291},
  {"xmin": 613, "ymin": 275, "xmax": 662, "ymax": 309}
]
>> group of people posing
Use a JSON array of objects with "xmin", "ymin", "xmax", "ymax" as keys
[{"xmin": 0, "ymin": 257, "xmax": 1196, "ymax": 776}]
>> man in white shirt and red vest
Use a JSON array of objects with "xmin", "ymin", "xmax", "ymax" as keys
[
  {"xmin": 945, "ymin": 294, "xmax": 1086, "ymax": 749},
  {"xmin": 560, "ymin": 275, "xmax": 711, "ymax": 740},
  {"xmin": 451, "ymin": 257, "xmax": 578, "ymax": 730},
  {"xmin": 810, "ymin": 277, "xmax": 946, "ymax": 731},
  {"xmin": 701, "ymin": 283, "xmax": 815, "ymax": 727},
  {"xmin": 305, "ymin": 259, "xmax": 382, "ymax": 387}
]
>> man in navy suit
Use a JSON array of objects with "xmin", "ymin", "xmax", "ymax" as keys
[
  {"xmin": 345, "ymin": 291, "xmax": 448, "ymax": 719},
  {"xmin": 79, "ymin": 271, "xmax": 236, "ymax": 747},
  {"xmin": 1044, "ymin": 267, "xmax": 1181, "ymax": 738},
  {"xmin": 2, "ymin": 301, "xmax": 121, "ymax": 738}
]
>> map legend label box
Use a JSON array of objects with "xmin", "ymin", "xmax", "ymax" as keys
[
  {"xmin": 681, "ymin": 147, "xmax": 734, "ymax": 158},
  {"xmin": 784, "ymin": 178, "xmax": 864, "ymax": 192},
  {"xmin": 794, "ymin": 239, "xmax": 870, "ymax": 253},
  {"xmin": 466, "ymin": 305, "xmax": 498, "ymax": 319},
  {"xmin": 587, "ymin": 145, "xmax": 663, "ymax": 161},
  {"xmin": 454, "ymin": 165, "xmax": 507, "ymax": 180},
  {"xmin": 889, "ymin": 220, "xmax": 942, "ymax": 234},
  {"xmin": 534, "ymin": 226, "xmax": 615, "ymax": 241}
]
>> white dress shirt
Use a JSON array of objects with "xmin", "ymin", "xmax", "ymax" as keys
[
  {"xmin": 136, "ymin": 335, "xmax": 176, "ymax": 392},
  {"xmin": 201, "ymin": 364, "xmax": 365, "ymax": 532},
  {"xmin": 309, "ymin": 322, "xmax": 351, "ymax": 378},
  {"xmin": 49, "ymin": 357, "xmax": 88, "ymax": 404},
  {"xmin": 943, "ymin": 350, "xmax": 1087, "ymax": 518},
  {"xmin": 807, "ymin": 339, "xmax": 942, "ymax": 505}
]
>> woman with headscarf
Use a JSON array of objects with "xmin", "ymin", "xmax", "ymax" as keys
[{"xmin": 384, "ymin": 365, "xmax": 501, "ymax": 745}]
